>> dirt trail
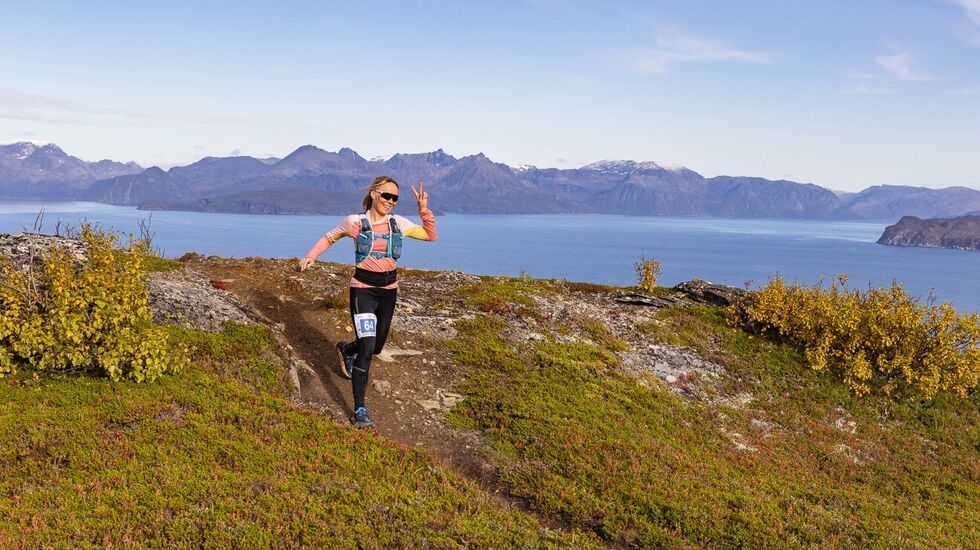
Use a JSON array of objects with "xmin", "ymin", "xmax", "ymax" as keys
[
  {"xmin": 184, "ymin": 256, "xmax": 497, "ymax": 484},
  {"xmin": 179, "ymin": 256, "xmax": 739, "ymax": 544}
]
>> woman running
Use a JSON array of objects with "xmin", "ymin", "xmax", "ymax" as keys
[{"xmin": 299, "ymin": 176, "xmax": 437, "ymax": 428}]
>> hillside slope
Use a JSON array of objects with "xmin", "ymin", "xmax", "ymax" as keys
[
  {"xmin": 2, "ymin": 240, "xmax": 978, "ymax": 547},
  {"xmin": 185, "ymin": 256, "xmax": 980, "ymax": 548}
]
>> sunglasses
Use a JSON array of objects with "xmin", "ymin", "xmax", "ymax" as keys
[{"xmin": 377, "ymin": 192, "xmax": 399, "ymax": 203}]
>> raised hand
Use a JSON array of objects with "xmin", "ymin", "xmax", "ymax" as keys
[{"xmin": 411, "ymin": 182, "xmax": 429, "ymax": 211}]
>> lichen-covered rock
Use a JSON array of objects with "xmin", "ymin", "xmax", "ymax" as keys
[
  {"xmin": 673, "ymin": 279, "xmax": 748, "ymax": 306},
  {"xmin": 621, "ymin": 343, "xmax": 725, "ymax": 394},
  {"xmin": 0, "ymin": 232, "xmax": 87, "ymax": 271},
  {"xmin": 146, "ymin": 268, "xmax": 258, "ymax": 331},
  {"xmin": 613, "ymin": 292, "xmax": 687, "ymax": 308}
]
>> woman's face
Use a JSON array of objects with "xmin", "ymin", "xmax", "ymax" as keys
[{"xmin": 371, "ymin": 182, "xmax": 399, "ymax": 216}]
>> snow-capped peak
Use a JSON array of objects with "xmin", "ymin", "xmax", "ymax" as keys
[
  {"xmin": 656, "ymin": 162, "xmax": 688, "ymax": 173},
  {"xmin": 15, "ymin": 144, "xmax": 37, "ymax": 159},
  {"xmin": 583, "ymin": 160, "xmax": 659, "ymax": 173},
  {"xmin": 1, "ymin": 141, "xmax": 43, "ymax": 159},
  {"xmin": 583, "ymin": 159, "xmax": 637, "ymax": 172},
  {"xmin": 583, "ymin": 159, "xmax": 688, "ymax": 174}
]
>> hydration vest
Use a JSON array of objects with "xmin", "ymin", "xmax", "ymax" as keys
[{"xmin": 355, "ymin": 215, "xmax": 402, "ymax": 263}]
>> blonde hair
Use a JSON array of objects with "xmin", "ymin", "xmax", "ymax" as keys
[{"xmin": 362, "ymin": 176, "xmax": 399, "ymax": 212}]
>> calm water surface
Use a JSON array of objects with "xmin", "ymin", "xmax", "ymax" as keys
[{"xmin": 2, "ymin": 201, "xmax": 978, "ymax": 312}]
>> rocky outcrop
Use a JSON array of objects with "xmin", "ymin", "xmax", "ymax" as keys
[
  {"xmin": 877, "ymin": 215, "xmax": 980, "ymax": 251},
  {"xmin": 612, "ymin": 281, "xmax": 748, "ymax": 308},
  {"xmin": 613, "ymin": 292, "xmax": 689, "ymax": 308},
  {"xmin": 146, "ymin": 269, "xmax": 258, "ymax": 331},
  {"xmin": 0, "ymin": 232, "xmax": 87, "ymax": 271},
  {"xmin": 673, "ymin": 279, "xmax": 749, "ymax": 306}
]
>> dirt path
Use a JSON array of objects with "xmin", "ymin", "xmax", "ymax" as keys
[
  {"xmin": 180, "ymin": 256, "xmax": 737, "ymax": 545},
  {"xmin": 184, "ymin": 256, "xmax": 498, "ymax": 485}
]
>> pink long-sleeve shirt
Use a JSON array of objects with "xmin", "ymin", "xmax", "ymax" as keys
[{"xmin": 304, "ymin": 209, "xmax": 437, "ymax": 289}]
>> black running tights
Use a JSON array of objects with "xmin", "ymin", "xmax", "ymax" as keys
[{"xmin": 345, "ymin": 286, "xmax": 396, "ymax": 409}]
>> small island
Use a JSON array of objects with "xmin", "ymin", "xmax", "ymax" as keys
[{"xmin": 877, "ymin": 214, "xmax": 980, "ymax": 251}]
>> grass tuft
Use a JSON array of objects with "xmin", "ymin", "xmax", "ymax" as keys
[
  {"xmin": 456, "ymin": 275, "xmax": 556, "ymax": 316},
  {"xmin": 142, "ymin": 255, "xmax": 182, "ymax": 272}
]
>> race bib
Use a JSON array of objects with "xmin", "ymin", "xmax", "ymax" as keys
[{"xmin": 353, "ymin": 313, "xmax": 378, "ymax": 338}]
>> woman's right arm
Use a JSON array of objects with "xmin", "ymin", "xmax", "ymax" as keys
[{"xmin": 299, "ymin": 217, "xmax": 356, "ymax": 271}]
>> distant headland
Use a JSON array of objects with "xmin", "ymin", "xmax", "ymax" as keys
[{"xmin": 878, "ymin": 215, "xmax": 980, "ymax": 251}]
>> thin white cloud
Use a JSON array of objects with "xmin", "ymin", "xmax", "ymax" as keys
[
  {"xmin": 944, "ymin": 85, "xmax": 980, "ymax": 95},
  {"xmin": 1, "ymin": 136, "xmax": 49, "ymax": 145},
  {"xmin": 0, "ymin": 87, "xmax": 86, "ymax": 110},
  {"xmin": 873, "ymin": 53, "xmax": 935, "ymax": 81},
  {"xmin": 843, "ymin": 69, "xmax": 881, "ymax": 80},
  {"xmin": 0, "ymin": 110, "xmax": 89, "ymax": 125},
  {"xmin": 948, "ymin": 0, "xmax": 980, "ymax": 44},
  {"xmin": 563, "ymin": 74, "xmax": 605, "ymax": 96},
  {"xmin": 0, "ymin": 86, "xmax": 319, "ymax": 130},
  {"xmin": 522, "ymin": 0, "xmax": 602, "ymax": 10},
  {"xmin": 627, "ymin": 30, "xmax": 774, "ymax": 74},
  {"xmin": 949, "ymin": 0, "xmax": 980, "ymax": 26},
  {"xmin": 847, "ymin": 85, "xmax": 895, "ymax": 95}
]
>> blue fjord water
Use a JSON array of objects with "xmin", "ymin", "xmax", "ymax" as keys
[{"xmin": 1, "ymin": 201, "xmax": 978, "ymax": 312}]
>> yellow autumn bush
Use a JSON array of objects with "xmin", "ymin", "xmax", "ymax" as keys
[
  {"xmin": 730, "ymin": 275, "xmax": 980, "ymax": 399},
  {"xmin": 634, "ymin": 257, "xmax": 662, "ymax": 293},
  {"xmin": 0, "ymin": 226, "xmax": 183, "ymax": 381}
]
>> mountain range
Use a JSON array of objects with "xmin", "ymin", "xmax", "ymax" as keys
[
  {"xmin": 0, "ymin": 142, "xmax": 142, "ymax": 198},
  {"xmin": 3, "ymin": 141, "xmax": 979, "ymax": 221}
]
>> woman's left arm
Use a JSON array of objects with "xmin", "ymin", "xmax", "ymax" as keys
[{"xmin": 402, "ymin": 183, "xmax": 437, "ymax": 241}]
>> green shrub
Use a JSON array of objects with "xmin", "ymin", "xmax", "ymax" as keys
[
  {"xmin": 0, "ymin": 225, "xmax": 185, "ymax": 381},
  {"xmin": 580, "ymin": 319, "xmax": 629, "ymax": 353},
  {"xmin": 730, "ymin": 275, "xmax": 980, "ymax": 399},
  {"xmin": 140, "ymin": 254, "xmax": 181, "ymax": 272},
  {"xmin": 457, "ymin": 276, "xmax": 549, "ymax": 316}
]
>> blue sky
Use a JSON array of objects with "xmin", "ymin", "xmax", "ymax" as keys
[{"xmin": 2, "ymin": 0, "xmax": 979, "ymax": 191}]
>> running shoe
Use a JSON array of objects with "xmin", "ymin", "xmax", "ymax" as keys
[
  {"xmin": 336, "ymin": 341, "xmax": 356, "ymax": 379},
  {"xmin": 350, "ymin": 406, "xmax": 374, "ymax": 429}
]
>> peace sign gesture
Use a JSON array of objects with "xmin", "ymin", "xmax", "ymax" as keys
[{"xmin": 412, "ymin": 182, "xmax": 429, "ymax": 211}]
